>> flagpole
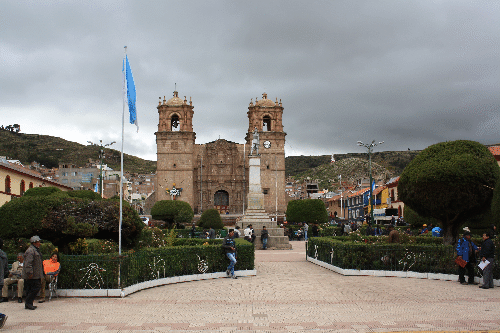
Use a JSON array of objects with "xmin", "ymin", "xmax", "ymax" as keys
[{"xmin": 118, "ymin": 46, "xmax": 127, "ymax": 287}]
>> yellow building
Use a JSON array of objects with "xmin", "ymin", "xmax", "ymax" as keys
[{"xmin": 0, "ymin": 157, "xmax": 72, "ymax": 206}]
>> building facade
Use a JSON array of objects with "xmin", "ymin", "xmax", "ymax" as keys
[
  {"xmin": 155, "ymin": 91, "xmax": 286, "ymax": 215},
  {"xmin": 0, "ymin": 157, "xmax": 72, "ymax": 206}
]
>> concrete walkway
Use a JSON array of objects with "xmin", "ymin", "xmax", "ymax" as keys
[{"xmin": 2, "ymin": 241, "xmax": 500, "ymax": 332}]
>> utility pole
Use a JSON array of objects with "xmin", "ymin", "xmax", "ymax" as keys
[
  {"xmin": 357, "ymin": 140, "xmax": 384, "ymax": 224},
  {"xmin": 88, "ymin": 140, "xmax": 116, "ymax": 198}
]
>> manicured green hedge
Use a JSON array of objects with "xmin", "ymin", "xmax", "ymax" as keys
[
  {"xmin": 57, "ymin": 238, "xmax": 254, "ymax": 289},
  {"xmin": 307, "ymin": 237, "xmax": 499, "ymax": 278}
]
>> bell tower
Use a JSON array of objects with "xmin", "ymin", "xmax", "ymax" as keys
[
  {"xmin": 155, "ymin": 91, "xmax": 196, "ymax": 205},
  {"xmin": 246, "ymin": 93, "xmax": 287, "ymax": 215}
]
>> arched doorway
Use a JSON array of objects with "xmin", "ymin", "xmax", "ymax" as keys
[{"xmin": 214, "ymin": 190, "xmax": 229, "ymax": 214}]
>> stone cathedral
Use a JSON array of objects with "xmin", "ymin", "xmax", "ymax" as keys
[{"xmin": 155, "ymin": 91, "xmax": 286, "ymax": 216}]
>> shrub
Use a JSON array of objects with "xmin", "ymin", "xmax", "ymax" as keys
[
  {"xmin": 67, "ymin": 190, "xmax": 102, "ymax": 200},
  {"xmin": 68, "ymin": 238, "xmax": 89, "ymax": 255},
  {"xmin": 286, "ymin": 199, "xmax": 328, "ymax": 224},
  {"xmin": 87, "ymin": 239, "xmax": 119, "ymax": 254},
  {"xmin": 23, "ymin": 186, "xmax": 62, "ymax": 197},
  {"xmin": 136, "ymin": 227, "xmax": 167, "ymax": 250},
  {"xmin": 151, "ymin": 200, "xmax": 194, "ymax": 228},
  {"xmin": 198, "ymin": 209, "xmax": 224, "ymax": 229},
  {"xmin": 0, "ymin": 195, "xmax": 143, "ymax": 251}
]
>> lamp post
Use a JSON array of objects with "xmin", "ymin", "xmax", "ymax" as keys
[
  {"xmin": 88, "ymin": 140, "xmax": 116, "ymax": 198},
  {"xmin": 357, "ymin": 140, "xmax": 384, "ymax": 225}
]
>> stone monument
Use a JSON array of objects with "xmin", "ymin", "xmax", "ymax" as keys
[{"xmin": 237, "ymin": 132, "xmax": 291, "ymax": 249}]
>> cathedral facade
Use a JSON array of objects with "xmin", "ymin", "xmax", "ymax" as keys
[{"xmin": 155, "ymin": 91, "xmax": 286, "ymax": 216}]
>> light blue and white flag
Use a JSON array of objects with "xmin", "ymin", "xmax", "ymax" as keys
[{"xmin": 123, "ymin": 55, "xmax": 138, "ymax": 131}]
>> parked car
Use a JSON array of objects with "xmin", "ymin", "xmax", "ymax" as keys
[{"xmin": 140, "ymin": 216, "xmax": 150, "ymax": 226}]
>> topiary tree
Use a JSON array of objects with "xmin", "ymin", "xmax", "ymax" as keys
[
  {"xmin": 151, "ymin": 200, "xmax": 194, "ymax": 228},
  {"xmin": 198, "ymin": 209, "xmax": 224, "ymax": 229},
  {"xmin": 398, "ymin": 140, "xmax": 500, "ymax": 245},
  {"xmin": 403, "ymin": 206, "xmax": 439, "ymax": 228},
  {"xmin": 286, "ymin": 199, "xmax": 329, "ymax": 224}
]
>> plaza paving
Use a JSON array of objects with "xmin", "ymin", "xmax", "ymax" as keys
[{"xmin": 1, "ymin": 241, "xmax": 500, "ymax": 332}]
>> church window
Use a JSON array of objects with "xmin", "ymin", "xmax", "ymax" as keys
[
  {"xmin": 29, "ymin": 182, "xmax": 34, "ymax": 189},
  {"xmin": 20, "ymin": 180, "xmax": 26, "ymax": 195},
  {"xmin": 263, "ymin": 116, "xmax": 271, "ymax": 131},
  {"xmin": 263, "ymin": 188, "xmax": 269, "ymax": 195}
]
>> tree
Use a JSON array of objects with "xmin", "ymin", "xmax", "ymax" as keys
[
  {"xmin": 489, "ymin": 177, "xmax": 500, "ymax": 228},
  {"xmin": 67, "ymin": 190, "xmax": 102, "ymax": 200},
  {"xmin": 151, "ymin": 200, "xmax": 194, "ymax": 228},
  {"xmin": 197, "ymin": 209, "xmax": 224, "ymax": 229},
  {"xmin": 0, "ymin": 188, "xmax": 143, "ymax": 250},
  {"xmin": 23, "ymin": 186, "xmax": 62, "ymax": 197},
  {"xmin": 398, "ymin": 140, "xmax": 500, "ymax": 245},
  {"xmin": 286, "ymin": 199, "xmax": 329, "ymax": 224},
  {"xmin": 403, "ymin": 206, "xmax": 439, "ymax": 228}
]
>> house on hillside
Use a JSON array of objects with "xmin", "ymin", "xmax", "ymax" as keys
[{"xmin": 346, "ymin": 188, "xmax": 370, "ymax": 221}]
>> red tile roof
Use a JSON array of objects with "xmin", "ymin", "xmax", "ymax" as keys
[{"xmin": 488, "ymin": 146, "xmax": 500, "ymax": 156}]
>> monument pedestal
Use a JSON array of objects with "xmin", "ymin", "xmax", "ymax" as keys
[{"xmin": 237, "ymin": 155, "xmax": 291, "ymax": 250}]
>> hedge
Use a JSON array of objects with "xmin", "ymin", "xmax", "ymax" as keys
[
  {"xmin": 307, "ymin": 237, "xmax": 499, "ymax": 278},
  {"xmin": 57, "ymin": 238, "xmax": 254, "ymax": 289}
]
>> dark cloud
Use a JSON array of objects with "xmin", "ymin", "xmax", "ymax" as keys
[{"xmin": 1, "ymin": 0, "xmax": 499, "ymax": 162}]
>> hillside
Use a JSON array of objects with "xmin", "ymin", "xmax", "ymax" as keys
[
  {"xmin": 0, "ymin": 129, "xmax": 420, "ymax": 180},
  {"xmin": 285, "ymin": 150, "xmax": 421, "ymax": 191},
  {"xmin": 0, "ymin": 130, "xmax": 156, "ymax": 174}
]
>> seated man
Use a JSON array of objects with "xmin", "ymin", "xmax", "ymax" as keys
[
  {"xmin": 1, "ymin": 253, "xmax": 24, "ymax": 303},
  {"xmin": 38, "ymin": 252, "xmax": 60, "ymax": 303},
  {"xmin": 244, "ymin": 225, "xmax": 256, "ymax": 243}
]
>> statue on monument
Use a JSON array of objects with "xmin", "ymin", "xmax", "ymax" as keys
[{"xmin": 250, "ymin": 127, "xmax": 259, "ymax": 155}]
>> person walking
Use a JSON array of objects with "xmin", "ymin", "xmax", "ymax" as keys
[
  {"xmin": 222, "ymin": 230, "xmax": 237, "ymax": 279},
  {"xmin": 479, "ymin": 232, "xmax": 495, "ymax": 289},
  {"xmin": 456, "ymin": 231, "xmax": 479, "ymax": 285},
  {"xmin": 303, "ymin": 223, "xmax": 309, "ymax": 241},
  {"xmin": 261, "ymin": 226, "xmax": 269, "ymax": 250},
  {"xmin": 0, "ymin": 238, "xmax": 9, "ymax": 328},
  {"xmin": 22, "ymin": 236, "xmax": 44, "ymax": 310}
]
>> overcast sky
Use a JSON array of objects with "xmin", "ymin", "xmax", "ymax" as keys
[{"xmin": 2, "ymin": 0, "xmax": 499, "ymax": 161}]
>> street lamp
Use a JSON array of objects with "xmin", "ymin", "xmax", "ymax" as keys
[
  {"xmin": 88, "ymin": 140, "xmax": 116, "ymax": 197},
  {"xmin": 357, "ymin": 140, "xmax": 384, "ymax": 225}
]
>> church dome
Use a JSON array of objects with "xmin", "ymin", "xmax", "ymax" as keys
[
  {"xmin": 166, "ymin": 91, "xmax": 183, "ymax": 106},
  {"xmin": 255, "ymin": 93, "xmax": 276, "ymax": 107}
]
